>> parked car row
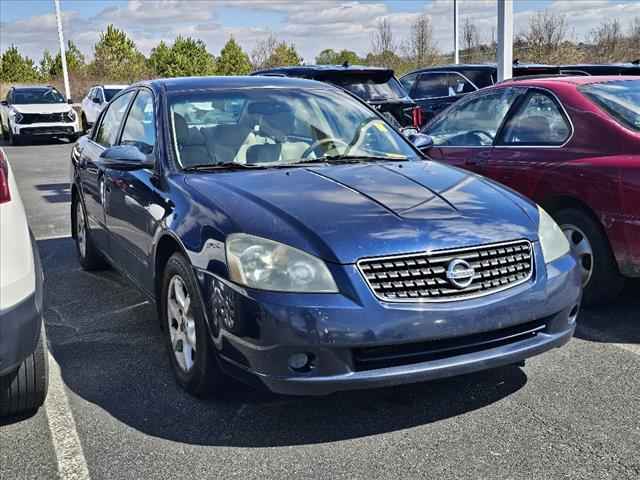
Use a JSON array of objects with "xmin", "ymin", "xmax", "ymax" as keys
[{"xmin": 3, "ymin": 66, "xmax": 637, "ymax": 414}]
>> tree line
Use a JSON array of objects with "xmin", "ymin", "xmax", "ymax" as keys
[{"xmin": 1, "ymin": 12, "xmax": 638, "ymax": 92}]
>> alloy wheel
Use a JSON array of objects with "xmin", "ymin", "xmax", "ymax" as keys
[
  {"xmin": 76, "ymin": 201, "xmax": 87, "ymax": 258},
  {"xmin": 167, "ymin": 275, "xmax": 197, "ymax": 372},
  {"xmin": 562, "ymin": 224, "xmax": 594, "ymax": 287}
]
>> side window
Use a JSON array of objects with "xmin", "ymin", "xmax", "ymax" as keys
[
  {"xmin": 87, "ymin": 88, "xmax": 94, "ymax": 100},
  {"xmin": 427, "ymin": 88, "xmax": 521, "ymax": 147},
  {"xmin": 500, "ymin": 90, "xmax": 571, "ymax": 146},
  {"xmin": 400, "ymin": 73, "xmax": 418, "ymax": 93},
  {"xmin": 121, "ymin": 90, "xmax": 156, "ymax": 154},
  {"xmin": 96, "ymin": 88, "xmax": 105, "ymax": 103},
  {"xmin": 94, "ymin": 91, "xmax": 135, "ymax": 147},
  {"xmin": 460, "ymin": 70, "xmax": 493, "ymax": 89},
  {"xmin": 6, "ymin": 90, "xmax": 13, "ymax": 104},
  {"xmin": 413, "ymin": 72, "xmax": 477, "ymax": 99}
]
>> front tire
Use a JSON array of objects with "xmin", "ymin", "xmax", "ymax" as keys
[
  {"xmin": 72, "ymin": 195, "xmax": 106, "ymax": 270},
  {"xmin": 8, "ymin": 129, "xmax": 22, "ymax": 146},
  {"xmin": 556, "ymin": 208, "xmax": 624, "ymax": 306},
  {"xmin": 161, "ymin": 253, "xmax": 226, "ymax": 397},
  {"xmin": 0, "ymin": 323, "xmax": 49, "ymax": 417}
]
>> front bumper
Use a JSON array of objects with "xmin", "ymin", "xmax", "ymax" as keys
[
  {"xmin": 14, "ymin": 122, "xmax": 79, "ymax": 136},
  {"xmin": 198, "ymin": 242, "xmax": 582, "ymax": 396},
  {"xmin": 0, "ymin": 233, "xmax": 44, "ymax": 376}
]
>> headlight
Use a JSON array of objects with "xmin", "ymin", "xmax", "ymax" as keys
[
  {"xmin": 537, "ymin": 206, "xmax": 570, "ymax": 264},
  {"xmin": 226, "ymin": 233, "xmax": 338, "ymax": 293},
  {"xmin": 66, "ymin": 110, "xmax": 76, "ymax": 122},
  {"xmin": 11, "ymin": 109, "xmax": 23, "ymax": 124}
]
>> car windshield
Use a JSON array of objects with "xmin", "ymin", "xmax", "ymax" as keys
[
  {"xmin": 12, "ymin": 88, "xmax": 65, "ymax": 104},
  {"xmin": 104, "ymin": 88, "xmax": 123, "ymax": 102},
  {"xmin": 579, "ymin": 80, "xmax": 640, "ymax": 132},
  {"xmin": 169, "ymin": 87, "xmax": 419, "ymax": 169},
  {"xmin": 328, "ymin": 75, "xmax": 407, "ymax": 101}
]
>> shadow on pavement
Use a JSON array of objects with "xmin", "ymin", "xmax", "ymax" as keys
[
  {"xmin": 37, "ymin": 237, "xmax": 532, "ymax": 447},
  {"xmin": 574, "ymin": 279, "xmax": 640, "ymax": 345},
  {"xmin": 0, "ymin": 137, "xmax": 73, "ymax": 148},
  {"xmin": 35, "ymin": 183, "xmax": 71, "ymax": 203}
]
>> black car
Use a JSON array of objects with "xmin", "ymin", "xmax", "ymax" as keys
[
  {"xmin": 399, "ymin": 63, "xmax": 560, "ymax": 120},
  {"xmin": 559, "ymin": 62, "xmax": 640, "ymax": 76},
  {"xmin": 252, "ymin": 65, "xmax": 422, "ymax": 130}
]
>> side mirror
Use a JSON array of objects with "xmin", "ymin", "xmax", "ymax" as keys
[
  {"xmin": 408, "ymin": 133, "xmax": 434, "ymax": 151},
  {"xmin": 0, "ymin": 100, "xmax": 7, "ymax": 106},
  {"xmin": 67, "ymin": 98, "xmax": 74, "ymax": 104},
  {"xmin": 92, "ymin": 97, "xmax": 102, "ymax": 104},
  {"xmin": 99, "ymin": 145, "xmax": 154, "ymax": 171}
]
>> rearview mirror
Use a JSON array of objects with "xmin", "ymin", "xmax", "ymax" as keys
[
  {"xmin": 99, "ymin": 145, "xmax": 154, "ymax": 171},
  {"xmin": 408, "ymin": 133, "xmax": 434, "ymax": 151}
]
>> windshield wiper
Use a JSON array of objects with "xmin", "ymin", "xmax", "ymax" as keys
[
  {"xmin": 301, "ymin": 154, "xmax": 409, "ymax": 164},
  {"xmin": 182, "ymin": 162, "xmax": 264, "ymax": 172}
]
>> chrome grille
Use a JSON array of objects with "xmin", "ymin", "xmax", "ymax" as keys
[{"xmin": 357, "ymin": 240, "xmax": 534, "ymax": 302}]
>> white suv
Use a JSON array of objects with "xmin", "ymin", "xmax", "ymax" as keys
[
  {"xmin": 0, "ymin": 148, "xmax": 48, "ymax": 416},
  {"xmin": 80, "ymin": 84, "xmax": 128, "ymax": 130},
  {"xmin": 0, "ymin": 86, "xmax": 81, "ymax": 145}
]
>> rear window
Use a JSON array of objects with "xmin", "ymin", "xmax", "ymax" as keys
[
  {"xmin": 579, "ymin": 80, "xmax": 640, "ymax": 132},
  {"xmin": 327, "ymin": 75, "xmax": 407, "ymax": 101},
  {"xmin": 104, "ymin": 88, "xmax": 124, "ymax": 102}
]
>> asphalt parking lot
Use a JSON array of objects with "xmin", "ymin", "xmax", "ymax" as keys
[{"xmin": 0, "ymin": 138, "xmax": 639, "ymax": 480}]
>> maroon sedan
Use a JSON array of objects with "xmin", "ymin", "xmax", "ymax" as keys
[{"xmin": 421, "ymin": 76, "xmax": 640, "ymax": 305}]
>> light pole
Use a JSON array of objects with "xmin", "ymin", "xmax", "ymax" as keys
[
  {"xmin": 497, "ymin": 0, "xmax": 513, "ymax": 81},
  {"xmin": 453, "ymin": 0, "xmax": 459, "ymax": 64},
  {"xmin": 53, "ymin": 0, "xmax": 71, "ymax": 101}
]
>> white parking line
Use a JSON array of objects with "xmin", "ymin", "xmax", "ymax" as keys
[{"xmin": 45, "ymin": 351, "xmax": 91, "ymax": 480}]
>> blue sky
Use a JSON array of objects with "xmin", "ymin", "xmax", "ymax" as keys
[{"xmin": 1, "ymin": 1, "xmax": 638, "ymax": 63}]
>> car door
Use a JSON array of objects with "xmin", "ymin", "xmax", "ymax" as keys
[
  {"xmin": 79, "ymin": 91, "xmax": 136, "ymax": 256},
  {"xmin": 488, "ymin": 88, "xmax": 575, "ymax": 197},
  {"xmin": 410, "ymin": 71, "xmax": 477, "ymax": 121},
  {"xmin": 423, "ymin": 87, "xmax": 523, "ymax": 173},
  {"xmin": 104, "ymin": 88, "xmax": 162, "ymax": 294}
]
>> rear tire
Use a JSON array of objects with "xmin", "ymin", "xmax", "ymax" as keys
[
  {"xmin": 555, "ymin": 208, "xmax": 624, "ymax": 306},
  {"xmin": 161, "ymin": 253, "xmax": 226, "ymax": 397},
  {"xmin": 72, "ymin": 194, "xmax": 106, "ymax": 270},
  {"xmin": 0, "ymin": 323, "xmax": 49, "ymax": 417}
]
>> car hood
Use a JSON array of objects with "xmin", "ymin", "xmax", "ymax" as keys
[
  {"xmin": 185, "ymin": 161, "xmax": 537, "ymax": 264},
  {"xmin": 11, "ymin": 104, "xmax": 71, "ymax": 114}
]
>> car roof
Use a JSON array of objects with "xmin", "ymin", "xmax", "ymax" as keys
[
  {"xmin": 10, "ymin": 85, "xmax": 58, "ymax": 91},
  {"xmin": 498, "ymin": 75, "xmax": 640, "ymax": 87},
  {"xmin": 253, "ymin": 65, "xmax": 393, "ymax": 76},
  {"xmin": 403, "ymin": 63, "xmax": 557, "ymax": 76},
  {"xmin": 140, "ymin": 75, "xmax": 338, "ymax": 92},
  {"xmin": 99, "ymin": 84, "xmax": 129, "ymax": 89}
]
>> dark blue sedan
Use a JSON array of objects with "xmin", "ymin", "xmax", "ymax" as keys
[{"xmin": 70, "ymin": 76, "xmax": 581, "ymax": 396}]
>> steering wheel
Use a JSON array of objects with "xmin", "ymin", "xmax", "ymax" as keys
[
  {"xmin": 467, "ymin": 130, "xmax": 494, "ymax": 143},
  {"xmin": 301, "ymin": 138, "xmax": 350, "ymax": 159}
]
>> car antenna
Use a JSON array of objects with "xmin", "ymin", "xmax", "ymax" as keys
[
  {"xmin": 632, "ymin": 59, "xmax": 639, "ymax": 65},
  {"xmin": 342, "ymin": 61, "xmax": 350, "ymax": 68},
  {"xmin": 513, "ymin": 58, "xmax": 520, "ymax": 66}
]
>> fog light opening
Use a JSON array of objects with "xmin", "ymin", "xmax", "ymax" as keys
[{"xmin": 288, "ymin": 353, "xmax": 314, "ymax": 373}]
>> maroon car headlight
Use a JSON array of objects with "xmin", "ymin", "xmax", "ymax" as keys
[{"xmin": 226, "ymin": 233, "xmax": 338, "ymax": 293}]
